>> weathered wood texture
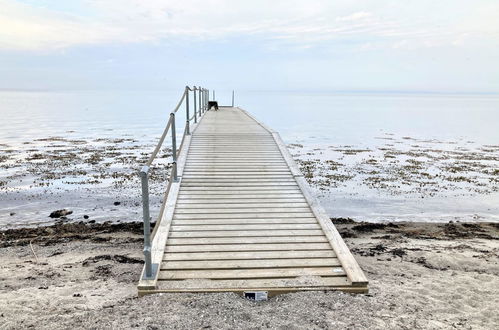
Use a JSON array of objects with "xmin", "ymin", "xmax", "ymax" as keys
[{"xmin": 138, "ymin": 107, "xmax": 368, "ymax": 295}]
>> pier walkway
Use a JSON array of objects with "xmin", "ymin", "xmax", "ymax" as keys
[{"xmin": 137, "ymin": 87, "xmax": 367, "ymax": 296}]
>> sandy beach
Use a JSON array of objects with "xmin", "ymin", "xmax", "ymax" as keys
[{"xmin": 1, "ymin": 219, "xmax": 497, "ymax": 329}]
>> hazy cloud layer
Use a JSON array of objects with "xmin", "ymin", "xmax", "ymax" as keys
[
  {"xmin": 1, "ymin": 0, "xmax": 498, "ymax": 51},
  {"xmin": 1, "ymin": 0, "xmax": 498, "ymax": 92}
]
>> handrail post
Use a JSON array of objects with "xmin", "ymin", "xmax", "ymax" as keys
[
  {"xmin": 202, "ymin": 88, "xmax": 205, "ymax": 113},
  {"xmin": 171, "ymin": 112, "xmax": 178, "ymax": 182},
  {"xmin": 185, "ymin": 87, "xmax": 190, "ymax": 136},
  {"xmin": 140, "ymin": 166, "xmax": 153, "ymax": 278},
  {"xmin": 232, "ymin": 90, "xmax": 235, "ymax": 107},
  {"xmin": 193, "ymin": 87, "xmax": 197, "ymax": 123},
  {"xmin": 198, "ymin": 87, "xmax": 202, "ymax": 115}
]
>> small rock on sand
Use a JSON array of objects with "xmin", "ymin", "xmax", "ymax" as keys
[{"xmin": 49, "ymin": 209, "xmax": 73, "ymax": 218}]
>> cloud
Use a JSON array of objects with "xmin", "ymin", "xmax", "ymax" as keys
[
  {"xmin": 0, "ymin": 0, "xmax": 498, "ymax": 51},
  {"xmin": 336, "ymin": 11, "xmax": 372, "ymax": 22}
]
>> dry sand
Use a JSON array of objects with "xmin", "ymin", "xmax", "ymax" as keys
[{"xmin": 1, "ymin": 220, "xmax": 498, "ymax": 329}]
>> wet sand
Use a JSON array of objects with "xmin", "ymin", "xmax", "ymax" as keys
[
  {"xmin": 2, "ymin": 135, "xmax": 498, "ymax": 227},
  {"xmin": 1, "ymin": 220, "xmax": 498, "ymax": 329}
]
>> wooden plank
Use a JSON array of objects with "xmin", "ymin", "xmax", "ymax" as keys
[
  {"xmin": 185, "ymin": 160, "xmax": 286, "ymax": 163},
  {"xmin": 158, "ymin": 267, "xmax": 345, "ymax": 279},
  {"xmin": 177, "ymin": 197, "xmax": 308, "ymax": 207},
  {"xmin": 183, "ymin": 173, "xmax": 293, "ymax": 177},
  {"xmin": 141, "ymin": 286, "xmax": 368, "ymax": 295},
  {"xmin": 177, "ymin": 194, "xmax": 304, "ymax": 199},
  {"xmin": 188, "ymin": 151, "xmax": 280, "ymax": 154},
  {"xmin": 179, "ymin": 187, "xmax": 302, "ymax": 191},
  {"xmin": 175, "ymin": 202, "xmax": 309, "ymax": 208},
  {"xmin": 168, "ymin": 229, "xmax": 324, "ymax": 238},
  {"xmin": 181, "ymin": 179, "xmax": 296, "ymax": 183},
  {"xmin": 171, "ymin": 218, "xmax": 317, "ymax": 225},
  {"xmin": 174, "ymin": 207, "xmax": 311, "ymax": 214},
  {"xmin": 187, "ymin": 155, "xmax": 284, "ymax": 158},
  {"xmin": 161, "ymin": 258, "xmax": 341, "ymax": 270},
  {"xmin": 171, "ymin": 224, "xmax": 320, "ymax": 231},
  {"xmin": 162, "ymin": 250, "xmax": 335, "ymax": 261},
  {"xmin": 173, "ymin": 213, "xmax": 315, "ymax": 219},
  {"xmin": 180, "ymin": 182, "xmax": 298, "ymax": 187},
  {"xmin": 188, "ymin": 149, "xmax": 280, "ymax": 152},
  {"xmin": 166, "ymin": 236, "xmax": 328, "ymax": 245},
  {"xmin": 176, "ymin": 198, "xmax": 307, "ymax": 204},
  {"xmin": 155, "ymin": 277, "xmax": 351, "ymax": 290},
  {"xmin": 183, "ymin": 169, "xmax": 291, "ymax": 172},
  {"xmin": 164, "ymin": 242, "xmax": 332, "ymax": 252}
]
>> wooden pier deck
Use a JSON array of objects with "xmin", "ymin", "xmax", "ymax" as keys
[{"xmin": 138, "ymin": 106, "xmax": 368, "ymax": 296}]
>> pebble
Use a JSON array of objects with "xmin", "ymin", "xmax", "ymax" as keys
[{"xmin": 49, "ymin": 209, "xmax": 73, "ymax": 218}]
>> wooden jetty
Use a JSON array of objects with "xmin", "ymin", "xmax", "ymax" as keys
[{"xmin": 137, "ymin": 87, "xmax": 368, "ymax": 296}]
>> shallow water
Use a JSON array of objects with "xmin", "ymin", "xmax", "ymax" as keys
[{"xmin": 1, "ymin": 90, "xmax": 498, "ymax": 227}]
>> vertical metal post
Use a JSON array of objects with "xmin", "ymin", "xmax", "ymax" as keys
[
  {"xmin": 213, "ymin": 90, "xmax": 215, "ymax": 100},
  {"xmin": 199, "ymin": 87, "xmax": 202, "ymax": 115},
  {"xmin": 232, "ymin": 90, "xmax": 235, "ymax": 107},
  {"xmin": 171, "ymin": 113, "xmax": 178, "ymax": 182},
  {"xmin": 193, "ymin": 87, "xmax": 197, "ymax": 123},
  {"xmin": 185, "ymin": 87, "xmax": 190, "ymax": 135},
  {"xmin": 140, "ymin": 166, "xmax": 153, "ymax": 278},
  {"xmin": 203, "ymin": 89, "xmax": 206, "ymax": 112}
]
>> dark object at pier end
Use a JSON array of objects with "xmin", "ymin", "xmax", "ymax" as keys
[{"xmin": 208, "ymin": 101, "xmax": 219, "ymax": 110}]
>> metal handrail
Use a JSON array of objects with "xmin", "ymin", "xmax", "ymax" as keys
[{"xmin": 139, "ymin": 85, "xmax": 210, "ymax": 279}]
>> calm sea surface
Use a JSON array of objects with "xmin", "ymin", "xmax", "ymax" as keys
[
  {"xmin": 1, "ymin": 90, "xmax": 498, "ymax": 224},
  {"xmin": 1, "ymin": 90, "xmax": 498, "ymax": 145}
]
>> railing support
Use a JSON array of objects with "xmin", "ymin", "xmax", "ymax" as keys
[
  {"xmin": 185, "ymin": 88, "xmax": 190, "ymax": 135},
  {"xmin": 140, "ymin": 166, "xmax": 154, "ymax": 279},
  {"xmin": 138, "ymin": 85, "xmax": 213, "ymax": 285},
  {"xmin": 232, "ymin": 90, "xmax": 235, "ymax": 107},
  {"xmin": 171, "ymin": 112, "xmax": 178, "ymax": 182},
  {"xmin": 193, "ymin": 87, "xmax": 197, "ymax": 123},
  {"xmin": 202, "ymin": 89, "xmax": 205, "ymax": 113},
  {"xmin": 198, "ymin": 88, "xmax": 202, "ymax": 115}
]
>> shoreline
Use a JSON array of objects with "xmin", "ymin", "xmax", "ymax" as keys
[{"xmin": 1, "ymin": 219, "xmax": 497, "ymax": 329}]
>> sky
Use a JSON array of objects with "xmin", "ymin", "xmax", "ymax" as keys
[{"xmin": 0, "ymin": 0, "xmax": 498, "ymax": 93}]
